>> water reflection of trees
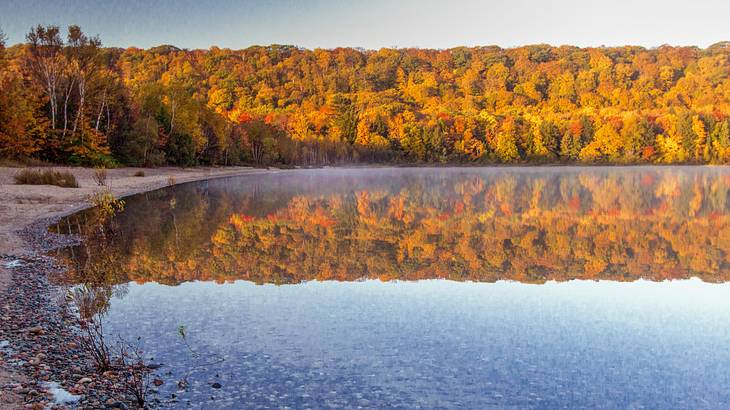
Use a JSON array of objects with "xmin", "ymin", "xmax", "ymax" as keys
[{"xmin": 55, "ymin": 169, "xmax": 730, "ymax": 286}]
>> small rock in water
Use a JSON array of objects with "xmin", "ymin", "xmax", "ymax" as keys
[{"xmin": 211, "ymin": 382, "xmax": 222, "ymax": 389}]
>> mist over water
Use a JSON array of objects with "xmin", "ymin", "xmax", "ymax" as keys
[{"xmin": 56, "ymin": 167, "xmax": 730, "ymax": 408}]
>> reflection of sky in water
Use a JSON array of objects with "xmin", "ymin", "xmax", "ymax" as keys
[{"xmin": 105, "ymin": 279, "xmax": 730, "ymax": 408}]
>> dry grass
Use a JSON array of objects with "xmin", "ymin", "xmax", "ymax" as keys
[{"xmin": 14, "ymin": 169, "xmax": 79, "ymax": 188}]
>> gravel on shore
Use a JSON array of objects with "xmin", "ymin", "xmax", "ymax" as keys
[{"xmin": 0, "ymin": 166, "xmax": 275, "ymax": 409}]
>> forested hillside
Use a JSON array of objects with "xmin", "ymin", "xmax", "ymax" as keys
[{"xmin": 1, "ymin": 25, "xmax": 730, "ymax": 166}]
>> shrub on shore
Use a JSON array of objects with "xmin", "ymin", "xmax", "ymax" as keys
[
  {"xmin": 14, "ymin": 169, "xmax": 79, "ymax": 188},
  {"xmin": 93, "ymin": 168, "xmax": 108, "ymax": 186}
]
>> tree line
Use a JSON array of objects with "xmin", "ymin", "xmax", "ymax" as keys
[{"xmin": 2, "ymin": 24, "xmax": 730, "ymax": 166}]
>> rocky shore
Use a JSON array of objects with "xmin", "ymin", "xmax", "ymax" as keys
[
  {"xmin": 0, "ymin": 166, "xmax": 274, "ymax": 409},
  {"xmin": 0, "ymin": 221, "xmax": 137, "ymax": 408}
]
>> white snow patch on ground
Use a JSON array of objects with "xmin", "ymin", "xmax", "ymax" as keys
[
  {"xmin": 43, "ymin": 381, "xmax": 82, "ymax": 406},
  {"xmin": 3, "ymin": 259, "xmax": 23, "ymax": 268}
]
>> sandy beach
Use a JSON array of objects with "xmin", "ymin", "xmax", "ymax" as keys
[{"xmin": 0, "ymin": 165, "xmax": 271, "ymax": 408}]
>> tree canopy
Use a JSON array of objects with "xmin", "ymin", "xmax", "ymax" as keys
[{"xmin": 2, "ymin": 25, "xmax": 730, "ymax": 166}]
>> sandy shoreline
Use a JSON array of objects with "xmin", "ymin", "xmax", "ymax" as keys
[{"xmin": 0, "ymin": 165, "xmax": 272, "ymax": 408}]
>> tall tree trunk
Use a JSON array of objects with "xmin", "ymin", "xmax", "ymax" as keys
[
  {"xmin": 72, "ymin": 76, "xmax": 85, "ymax": 137},
  {"xmin": 62, "ymin": 77, "xmax": 75, "ymax": 140},
  {"xmin": 48, "ymin": 77, "xmax": 57, "ymax": 130},
  {"xmin": 169, "ymin": 98, "xmax": 176, "ymax": 135},
  {"xmin": 105, "ymin": 103, "xmax": 111, "ymax": 134},
  {"xmin": 95, "ymin": 90, "xmax": 106, "ymax": 131}
]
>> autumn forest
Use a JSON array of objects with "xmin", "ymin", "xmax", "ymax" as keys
[{"xmin": 1, "ymin": 25, "xmax": 730, "ymax": 166}]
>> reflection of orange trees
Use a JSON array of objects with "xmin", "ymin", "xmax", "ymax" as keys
[{"xmin": 64, "ymin": 171, "xmax": 730, "ymax": 285}]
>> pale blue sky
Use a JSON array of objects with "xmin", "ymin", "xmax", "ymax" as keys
[{"xmin": 1, "ymin": 0, "xmax": 728, "ymax": 49}]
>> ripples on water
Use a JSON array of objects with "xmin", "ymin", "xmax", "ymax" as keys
[{"xmin": 53, "ymin": 167, "xmax": 730, "ymax": 408}]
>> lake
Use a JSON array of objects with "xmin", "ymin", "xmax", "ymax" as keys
[{"xmin": 54, "ymin": 167, "xmax": 730, "ymax": 408}]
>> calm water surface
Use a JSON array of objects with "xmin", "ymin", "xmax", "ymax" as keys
[{"xmin": 55, "ymin": 167, "xmax": 730, "ymax": 408}]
